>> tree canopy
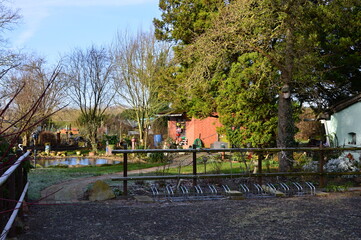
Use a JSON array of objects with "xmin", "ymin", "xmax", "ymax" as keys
[
  {"xmin": 155, "ymin": 0, "xmax": 361, "ymax": 170},
  {"xmin": 154, "ymin": 0, "xmax": 227, "ymax": 44}
]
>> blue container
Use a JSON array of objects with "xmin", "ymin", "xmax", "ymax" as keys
[{"xmin": 154, "ymin": 134, "xmax": 162, "ymax": 147}]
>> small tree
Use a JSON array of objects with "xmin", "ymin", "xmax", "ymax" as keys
[
  {"xmin": 112, "ymin": 31, "xmax": 172, "ymax": 148},
  {"xmin": 64, "ymin": 45, "xmax": 115, "ymax": 152}
]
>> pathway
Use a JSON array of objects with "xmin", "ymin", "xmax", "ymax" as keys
[{"xmin": 39, "ymin": 153, "xmax": 194, "ymax": 203}]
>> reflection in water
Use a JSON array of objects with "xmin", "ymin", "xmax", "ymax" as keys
[{"xmin": 37, "ymin": 157, "xmax": 121, "ymax": 167}]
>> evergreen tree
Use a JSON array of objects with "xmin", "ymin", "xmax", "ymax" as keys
[
  {"xmin": 155, "ymin": 0, "xmax": 361, "ymax": 171},
  {"xmin": 216, "ymin": 53, "xmax": 278, "ymax": 148}
]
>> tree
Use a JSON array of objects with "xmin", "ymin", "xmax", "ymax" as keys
[
  {"xmin": 0, "ymin": 0, "xmax": 21, "ymax": 82},
  {"xmin": 153, "ymin": 0, "xmax": 228, "ymax": 115},
  {"xmin": 64, "ymin": 45, "xmax": 115, "ymax": 152},
  {"xmin": 216, "ymin": 53, "xmax": 278, "ymax": 148},
  {"xmin": 153, "ymin": 0, "xmax": 227, "ymax": 44},
  {"xmin": 157, "ymin": 0, "xmax": 361, "ymax": 171},
  {"xmin": 301, "ymin": 0, "xmax": 361, "ymax": 110},
  {"xmin": 1, "ymin": 56, "xmax": 66, "ymax": 146},
  {"xmin": 112, "ymin": 31, "xmax": 172, "ymax": 148}
]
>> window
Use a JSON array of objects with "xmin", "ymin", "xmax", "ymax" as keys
[{"xmin": 348, "ymin": 132, "xmax": 356, "ymax": 145}]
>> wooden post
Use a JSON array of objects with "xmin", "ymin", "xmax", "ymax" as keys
[
  {"xmin": 258, "ymin": 153, "xmax": 264, "ymax": 185},
  {"xmin": 123, "ymin": 144, "xmax": 128, "ymax": 196},
  {"xmin": 319, "ymin": 143, "xmax": 325, "ymax": 188},
  {"xmin": 192, "ymin": 145, "xmax": 197, "ymax": 186}
]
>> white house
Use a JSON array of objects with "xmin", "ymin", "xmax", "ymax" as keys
[{"xmin": 321, "ymin": 93, "xmax": 361, "ymax": 148}]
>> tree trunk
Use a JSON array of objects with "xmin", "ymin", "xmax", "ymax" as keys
[
  {"xmin": 277, "ymin": 89, "xmax": 295, "ymax": 172},
  {"xmin": 90, "ymin": 130, "xmax": 98, "ymax": 153},
  {"xmin": 90, "ymin": 139, "xmax": 97, "ymax": 153},
  {"xmin": 22, "ymin": 132, "xmax": 30, "ymax": 147},
  {"xmin": 277, "ymin": 26, "xmax": 296, "ymax": 172}
]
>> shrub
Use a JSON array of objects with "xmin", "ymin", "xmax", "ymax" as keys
[
  {"xmin": 324, "ymin": 157, "xmax": 359, "ymax": 172},
  {"xmin": 148, "ymin": 152, "xmax": 165, "ymax": 163},
  {"xmin": 209, "ymin": 154, "xmax": 223, "ymax": 174},
  {"xmin": 302, "ymin": 154, "xmax": 360, "ymax": 173},
  {"xmin": 39, "ymin": 131, "xmax": 57, "ymax": 146},
  {"xmin": 103, "ymin": 134, "xmax": 119, "ymax": 145}
]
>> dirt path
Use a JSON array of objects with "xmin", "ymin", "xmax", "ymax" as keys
[
  {"xmin": 20, "ymin": 194, "xmax": 361, "ymax": 240},
  {"xmin": 40, "ymin": 154, "xmax": 194, "ymax": 203}
]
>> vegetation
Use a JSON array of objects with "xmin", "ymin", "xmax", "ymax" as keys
[
  {"xmin": 0, "ymin": 0, "xmax": 359, "ymax": 174},
  {"xmin": 325, "ymin": 182, "xmax": 353, "ymax": 192},
  {"xmin": 153, "ymin": 156, "xmax": 279, "ymax": 176},
  {"xmin": 154, "ymin": 0, "xmax": 361, "ymax": 171},
  {"xmin": 63, "ymin": 45, "xmax": 116, "ymax": 152},
  {"xmin": 112, "ymin": 31, "xmax": 172, "ymax": 148},
  {"xmin": 216, "ymin": 53, "xmax": 278, "ymax": 148},
  {"xmin": 0, "ymin": 0, "xmax": 21, "ymax": 80}
]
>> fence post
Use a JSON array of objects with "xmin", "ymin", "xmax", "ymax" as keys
[
  {"xmin": 258, "ymin": 152, "xmax": 264, "ymax": 185},
  {"xmin": 0, "ymin": 163, "xmax": 4, "ymax": 231},
  {"xmin": 319, "ymin": 143, "xmax": 325, "ymax": 188},
  {"xmin": 8, "ymin": 163, "xmax": 16, "ymax": 237},
  {"xmin": 192, "ymin": 145, "xmax": 197, "ymax": 186},
  {"xmin": 123, "ymin": 144, "xmax": 128, "ymax": 196}
]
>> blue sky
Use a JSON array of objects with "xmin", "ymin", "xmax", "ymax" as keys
[{"xmin": 6, "ymin": 0, "xmax": 161, "ymax": 65}]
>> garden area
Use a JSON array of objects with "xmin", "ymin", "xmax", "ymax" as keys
[
  {"xmin": 3, "ymin": 144, "xmax": 361, "ymax": 240},
  {"xmin": 25, "ymin": 146, "xmax": 361, "ymax": 203},
  {"xmin": 16, "ymin": 148, "xmax": 361, "ymax": 240}
]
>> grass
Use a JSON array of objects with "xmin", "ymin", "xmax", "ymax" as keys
[
  {"xmin": 154, "ymin": 160, "xmax": 279, "ymax": 175},
  {"xmin": 28, "ymin": 162, "xmax": 163, "ymax": 200}
]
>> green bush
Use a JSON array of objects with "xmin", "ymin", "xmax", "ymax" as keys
[
  {"xmin": 325, "ymin": 183, "xmax": 352, "ymax": 192},
  {"xmin": 103, "ymin": 135, "xmax": 119, "ymax": 145},
  {"xmin": 148, "ymin": 152, "xmax": 165, "ymax": 163}
]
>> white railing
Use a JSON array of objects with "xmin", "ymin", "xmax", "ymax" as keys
[{"xmin": 0, "ymin": 151, "xmax": 30, "ymax": 240}]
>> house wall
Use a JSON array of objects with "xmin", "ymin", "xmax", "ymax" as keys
[
  {"xmin": 324, "ymin": 102, "xmax": 361, "ymax": 147},
  {"xmin": 188, "ymin": 117, "xmax": 222, "ymax": 148},
  {"xmin": 168, "ymin": 116, "xmax": 222, "ymax": 148}
]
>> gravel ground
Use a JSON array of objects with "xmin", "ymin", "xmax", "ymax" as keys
[{"xmin": 18, "ymin": 193, "xmax": 361, "ymax": 240}]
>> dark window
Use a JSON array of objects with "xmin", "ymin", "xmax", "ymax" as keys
[{"xmin": 348, "ymin": 132, "xmax": 356, "ymax": 145}]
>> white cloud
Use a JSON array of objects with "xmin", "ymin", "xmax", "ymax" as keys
[{"xmin": 13, "ymin": 4, "xmax": 50, "ymax": 46}]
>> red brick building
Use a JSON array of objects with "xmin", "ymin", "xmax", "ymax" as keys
[{"xmin": 168, "ymin": 113, "xmax": 223, "ymax": 148}]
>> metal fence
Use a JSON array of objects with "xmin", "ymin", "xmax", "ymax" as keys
[
  {"xmin": 0, "ymin": 151, "xmax": 30, "ymax": 240},
  {"xmin": 112, "ymin": 146, "xmax": 361, "ymax": 196}
]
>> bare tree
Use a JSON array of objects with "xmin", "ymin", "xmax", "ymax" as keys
[
  {"xmin": 112, "ymin": 31, "xmax": 172, "ymax": 148},
  {"xmin": 0, "ymin": 0, "xmax": 21, "ymax": 81},
  {"xmin": 64, "ymin": 45, "xmax": 115, "ymax": 152},
  {"xmin": 1, "ymin": 56, "xmax": 66, "ymax": 146}
]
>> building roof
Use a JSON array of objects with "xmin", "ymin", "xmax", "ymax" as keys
[
  {"xmin": 318, "ymin": 93, "xmax": 361, "ymax": 120},
  {"xmin": 328, "ymin": 93, "xmax": 361, "ymax": 114}
]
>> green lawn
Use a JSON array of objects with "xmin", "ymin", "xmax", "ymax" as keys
[{"xmin": 154, "ymin": 160, "xmax": 279, "ymax": 175}]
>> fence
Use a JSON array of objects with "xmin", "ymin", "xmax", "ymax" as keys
[
  {"xmin": 112, "ymin": 146, "xmax": 361, "ymax": 196},
  {"xmin": 0, "ymin": 151, "xmax": 30, "ymax": 240}
]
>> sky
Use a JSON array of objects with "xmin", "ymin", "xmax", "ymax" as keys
[{"xmin": 6, "ymin": 0, "xmax": 161, "ymax": 65}]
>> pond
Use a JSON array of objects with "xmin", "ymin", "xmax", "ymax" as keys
[{"xmin": 36, "ymin": 157, "xmax": 122, "ymax": 167}]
